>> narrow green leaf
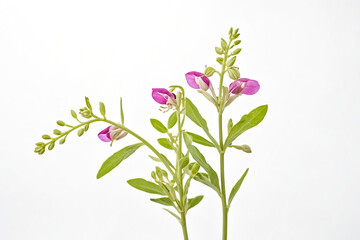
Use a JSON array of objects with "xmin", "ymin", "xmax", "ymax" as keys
[
  {"xmin": 149, "ymin": 155, "xmax": 161, "ymax": 162},
  {"xmin": 127, "ymin": 178, "xmax": 165, "ymax": 195},
  {"xmin": 167, "ymin": 111, "xmax": 177, "ymax": 129},
  {"xmin": 99, "ymin": 102, "xmax": 106, "ymax": 117},
  {"xmin": 157, "ymin": 138, "xmax": 173, "ymax": 150},
  {"xmin": 185, "ymin": 143, "xmax": 220, "ymax": 192},
  {"xmin": 97, "ymin": 143, "xmax": 144, "ymax": 179},
  {"xmin": 163, "ymin": 208, "xmax": 180, "ymax": 221},
  {"xmin": 228, "ymin": 168, "xmax": 249, "ymax": 207},
  {"xmin": 150, "ymin": 197, "xmax": 174, "ymax": 206},
  {"xmin": 225, "ymin": 105, "xmax": 268, "ymax": 147},
  {"xmin": 185, "ymin": 98, "xmax": 209, "ymax": 132},
  {"xmin": 151, "ymin": 119, "xmax": 167, "ymax": 133},
  {"xmin": 120, "ymin": 97, "xmax": 124, "ymax": 124},
  {"xmin": 194, "ymin": 172, "xmax": 220, "ymax": 194},
  {"xmin": 187, "ymin": 195, "xmax": 204, "ymax": 212},
  {"xmin": 185, "ymin": 132, "xmax": 214, "ymax": 147},
  {"xmin": 77, "ymin": 128, "xmax": 84, "ymax": 136},
  {"xmin": 160, "ymin": 154, "xmax": 175, "ymax": 170}
]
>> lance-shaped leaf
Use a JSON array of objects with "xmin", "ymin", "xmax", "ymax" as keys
[
  {"xmin": 185, "ymin": 132, "xmax": 215, "ymax": 147},
  {"xmin": 97, "ymin": 143, "xmax": 144, "ymax": 179},
  {"xmin": 186, "ymin": 195, "xmax": 204, "ymax": 212},
  {"xmin": 194, "ymin": 172, "xmax": 220, "ymax": 195},
  {"xmin": 127, "ymin": 178, "xmax": 166, "ymax": 195},
  {"xmin": 163, "ymin": 208, "xmax": 180, "ymax": 221},
  {"xmin": 157, "ymin": 138, "xmax": 173, "ymax": 150},
  {"xmin": 150, "ymin": 119, "xmax": 167, "ymax": 133},
  {"xmin": 225, "ymin": 105, "xmax": 268, "ymax": 147},
  {"xmin": 167, "ymin": 111, "xmax": 177, "ymax": 129},
  {"xmin": 150, "ymin": 197, "xmax": 175, "ymax": 207},
  {"xmin": 228, "ymin": 168, "xmax": 249, "ymax": 208},
  {"xmin": 185, "ymin": 98, "xmax": 209, "ymax": 132},
  {"xmin": 183, "ymin": 133, "xmax": 220, "ymax": 192}
]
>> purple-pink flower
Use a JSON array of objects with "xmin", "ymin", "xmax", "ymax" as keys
[
  {"xmin": 185, "ymin": 71, "xmax": 211, "ymax": 91},
  {"xmin": 98, "ymin": 125, "xmax": 128, "ymax": 146},
  {"xmin": 229, "ymin": 78, "xmax": 260, "ymax": 95},
  {"xmin": 152, "ymin": 88, "xmax": 176, "ymax": 105}
]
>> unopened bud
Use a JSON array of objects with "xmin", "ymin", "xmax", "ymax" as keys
[{"xmin": 79, "ymin": 107, "xmax": 92, "ymax": 119}]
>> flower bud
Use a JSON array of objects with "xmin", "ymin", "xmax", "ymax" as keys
[{"xmin": 79, "ymin": 107, "xmax": 92, "ymax": 119}]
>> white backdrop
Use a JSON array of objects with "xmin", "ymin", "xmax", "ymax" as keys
[{"xmin": 1, "ymin": 0, "xmax": 360, "ymax": 239}]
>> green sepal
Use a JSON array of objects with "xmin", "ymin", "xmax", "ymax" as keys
[
  {"xmin": 150, "ymin": 119, "xmax": 167, "ymax": 133},
  {"xmin": 97, "ymin": 143, "xmax": 144, "ymax": 179},
  {"xmin": 127, "ymin": 178, "xmax": 166, "ymax": 195}
]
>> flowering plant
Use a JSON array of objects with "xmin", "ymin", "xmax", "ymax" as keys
[{"xmin": 34, "ymin": 28, "xmax": 268, "ymax": 240}]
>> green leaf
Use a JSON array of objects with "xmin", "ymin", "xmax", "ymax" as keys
[
  {"xmin": 160, "ymin": 154, "xmax": 175, "ymax": 170},
  {"xmin": 194, "ymin": 172, "xmax": 220, "ymax": 194},
  {"xmin": 97, "ymin": 143, "xmax": 144, "ymax": 179},
  {"xmin": 187, "ymin": 195, "xmax": 204, "ymax": 212},
  {"xmin": 185, "ymin": 132, "xmax": 214, "ymax": 147},
  {"xmin": 185, "ymin": 98, "xmax": 209, "ymax": 132},
  {"xmin": 163, "ymin": 208, "xmax": 180, "ymax": 221},
  {"xmin": 99, "ymin": 102, "xmax": 106, "ymax": 117},
  {"xmin": 150, "ymin": 197, "xmax": 174, "ymax": 206},
  {"xmin": 167, "ymin": 111, "xmax": 177, "ymax": 129},
  {"xmin": 225, "ymin": 105, "xmax": 268, "ymax": 147},
  {"xmin": 157, "ymin": 138, "xmax": 173, "ymax": 150},
  {"xmin": 127, "ymin": 178, "xmax": 166, "ymax": 195},
  {"xmin": 185, "ymin": 143, "xmax": 220, "ymax": 192},
  {"xmin": 120, "ymin": 97, "xmax": 124, "ymax": 124},
  {"xmin": 150, "ymin": 119, "xmax": 167, "ymax": 133},
  {"xmin": 231, "ymin": 144, "xmax": 252, "ymax": 153},
  {"xmin": 228, "ymin": 168, "xmax": 249, "ymax": 207}
]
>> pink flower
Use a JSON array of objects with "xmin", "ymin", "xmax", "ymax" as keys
[
  {"xmin": 98, "ymin": 125, "xmax": 127, "ymax": 146},
  {"xmin": 152, "ymin": 88, "xmax": 176, "ymax": 105},
  {"xmin": 185, "ymin": 71, "xmax": 211, "ymax": 91},
  {"xmin": 229, "ymin": 78, "xmax": 260, "ymax": 95}
]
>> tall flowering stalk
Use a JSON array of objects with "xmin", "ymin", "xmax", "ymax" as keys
[{"xmin": 34, "ymin": 28, "xmax": 267, "ymax": 240}]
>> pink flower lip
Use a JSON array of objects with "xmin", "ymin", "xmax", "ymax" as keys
[
  {"xmin": 229, "ymin": 78, "xmax": 260, "ymax": 95},
  {"xmin": 185, "ymin": 71, "xmax": 211, "ymax": 91},
  {"xmin": 152, "ymin": 88, "xmax": 176, "ymax": 105},
  {"xmin": 98, "ymin": 125, "xmax": 127, "ymax": 144}
]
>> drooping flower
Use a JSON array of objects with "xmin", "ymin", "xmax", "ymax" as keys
[
  {"xmin": 98, "ymin": 125, "xmax": 128, "ymax": 146},
  {"xmin": 185, "ymin": 71, "xmax": 211, "ymax": 91},
  {"xmin": 229, "ymin": 78, "xmax": 260, "ymax": 95},
  {"xmin": 152, "ymin": 88, "xmax": 177, "ymax": 113}
]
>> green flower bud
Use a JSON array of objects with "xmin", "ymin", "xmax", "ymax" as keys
[
  {"xmin": 215, "ymin": 47, "xmax": 223, "ymax": 55},
  {"xmin": 53, "ymin": 129, "xmax": 62, "ymax": 135},
  {"xmin": 84, "ymin": 124, "xmax": 89, "ymax": 131},
  {"xmin": 228, "ymin": 68, "xmax": 240, "ymax": 80},
  {"xmin": 204, "ymin": 67, "xmax": 216, "ymax": 77},
  {"xmin": 56, "ymin": 120, "xmax": 65, "ymax": 126},
  {"xmin": 78, "ymin": 128, "xmax": 85, "ymax": 137},
  {"xmin": 42, "ymin": 134, "xmax": 51, "ymax": 140},
  {"xmin": 59, "ymin": 138, "xmax": 66, "ymax": 145},
  {"xmin": 231, "ymin": 48, "xmax": 242, "ymax": 55},
  {"xmin": 229, "ymin": 27, "xmax": 233, "ymax": 36},
  {"xmin": 221, "ymin": 38, "xmax": 227, "ymax": 50},
  {"xmin": 79, "ymin": 107, "xmax": 92, "ymax": 119},
  {"xmin": 234, "ymin": 40, "xmax": 241, "ymax": 46},
  {"xmin": 191, "ymin": 163, "xmax": 200, "ymax": 175},
  {"xmin": 151, "ymin": 171, "xmax": 157, "ymax": 181},
  {"xmin": 216, "ymin": 57, "xmax": 224, "ymax": 65},
  {"xmin": 99, "ymin": 102, "xmax": 106, "ymax": 118},
  {"xmin": 85, "ymin": 96, "xmax": 92, "ymax": 111},
  {"xmin": 71, "ymin": 110, "xmax": 77, "ymax": 119},
  {"xmin": 35, "ymin": 142, "xmax": 45, "ymax": 147},
  {"xmin": 227, "ymin": 56, "xmax": 236, "ymax": 67},
  {"xmin": 39, "ymin": 148, "xmax": 45, "ymax": 155},
  {"xmin": 48, "ymin": 142, "xmax": 55, "ymax": 150}
]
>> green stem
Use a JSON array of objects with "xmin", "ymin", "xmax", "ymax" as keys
[
  {"xmin": 218, "ymin": 38, "xmax": 232, "ymax": 240},
  {"xmin": 176, "ymin": 101, "xmax": 189, "ymax": 240}
]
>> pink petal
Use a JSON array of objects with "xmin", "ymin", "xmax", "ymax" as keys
[
  {"xmin": 98, "ymin": 126, "xmax": 111, "ymax": 142},
  {"xmin": 240, "ymin": 78, "xmax": 260, "ymax": 95},
  {"xmin": 185, "ymin": 71, "xmax": 210, "ymax": 89},
  {"xmin": 152, "ymin": 88, "xmax": 174, "ymax": 105}
]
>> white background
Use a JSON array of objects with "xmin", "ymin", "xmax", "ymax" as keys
[{"xmin": 1, "ymin": 0, "xmax": 359, "ymax": 239}]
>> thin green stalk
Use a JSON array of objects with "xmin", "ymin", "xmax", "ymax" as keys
[
  {"xmin": 176, "ymin": 99, "xmax": 189, "ymax": 240},
  {"xmin": 218, "ymin": 38, "xmax": 232, "ymax": 240}
]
